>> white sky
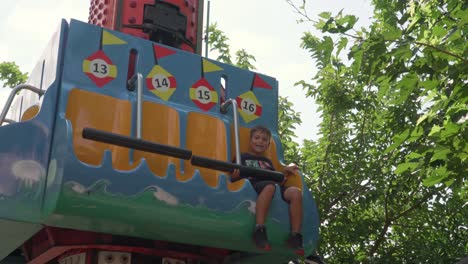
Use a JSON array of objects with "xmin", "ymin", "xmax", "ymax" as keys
[{"xmin": 0, "ymin": 0, "xmax": 373, "ymax": 142}]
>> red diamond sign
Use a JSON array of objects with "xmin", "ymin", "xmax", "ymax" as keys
[
  {"xmin": 189, "ymin": 78, "xmax": 218, "ymax": 111},
  {"xmin": 82, "ymin": 50, "xmax": 117, "ymax": 87},
  {"xmin": 146, "ymin": 65, "xmax": 177, "ymax": 101},
  {"xmin": 236, "ymin": 91, "xmax": 262, "ymax": 123}
]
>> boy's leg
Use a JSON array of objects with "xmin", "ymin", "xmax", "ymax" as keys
[
  {"xmin": 283, "ymin": 186, "xmax": 303, "ymax": 232},
  {"xmin": 252, "ymin": 182, "xmax": 276, "ymax": 250},
  {"xmin": 255, "ymin": 183, "xmax": 276, "ymax": 225},
  {"xmin": 283, "ymin": 186, "xmax": 304, "ymax": 254}
]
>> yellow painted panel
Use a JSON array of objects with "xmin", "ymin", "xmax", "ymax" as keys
[
  {"xmin": 65, "ymin": 89, "xmax": 136, "ymax": 171},
  {"xmin": 134, "ymin": 101, "xmax": 180, "ymax": 177},
  {"xmin": 20, "ymin": 105, "xmax": 40, "ymax": 121},
  {"xmin": 231, "ymin": 126, "xmax": 303, "ymax": 191},
  {"xmin": 185, "ymin": 112, "xmax": 227, "ymax": 187}
]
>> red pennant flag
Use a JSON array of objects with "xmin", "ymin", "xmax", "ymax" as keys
[
  {"xmin": 253, "ymin": 74, "xmax": 272, "ymax": 89},
  {"xmin": 154, "ymin": 44, "xmax": 177, "ymax": 59}
]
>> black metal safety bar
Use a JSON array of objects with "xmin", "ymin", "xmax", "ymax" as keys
[
  {"xmin": 191, "ymin": 155, "xmax": 285, "ymax": 183},
  {"xmin": 82, "ymin": 128, "xmax": 192, "ymax": 160},
  {"xmin": 82, "ymin": 127, "xmax": 285, "ymax": 182}
]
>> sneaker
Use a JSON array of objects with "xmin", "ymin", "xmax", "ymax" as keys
[
  {"xmin": 253, "ymin": 225, "xmax": 271, "ymax": 250},
  {"xmin": 286, "ymin": 232, "xmax": 304, "ymax": 256},
  {"xmin": 305, "ymin": 254, "xmax": 326, "ymax": 264}
]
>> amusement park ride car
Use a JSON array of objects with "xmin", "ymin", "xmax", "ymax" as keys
[{"xmin": 0, "ymin": 1, "xmax": 319, "ymax": 263}]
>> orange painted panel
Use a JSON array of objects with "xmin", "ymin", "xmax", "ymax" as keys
[
  {"xmin": 65, "ymin": 89, "xmax": 136, "ymax": 171},
  {"xmin": 184, "ymin": 112, "xmax": 227, "ymax": 187},
  {"xmin": 133, "ymin": 101, "xmax": 180, "ymax": 177}
]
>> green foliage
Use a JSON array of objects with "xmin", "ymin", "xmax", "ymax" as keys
[
  {"xmin": 288, "ymin": 0, "xmax": 467, "ymax": 262},
  {"xmin": 278, "ymin": 96, "xmax": 302, "ymax": 164},
  {"xmin": 206, "ymin": 23, "xmax": 258, "ymax": 71},
  {"xmin": 206, "ymin": 23, "xmax": 233, "ymax": 65},
  {"xmin": 235, "ymin": 49, "xmax": 257, "ymax": 71},
  {"xmin": 0, "ymin": 61, "xmax": 28, "ymax": 88}
]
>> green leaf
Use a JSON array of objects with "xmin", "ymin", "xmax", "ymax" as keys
[
  {"xmin": 407, "ymin": 152, "xmax": 423, "ymax": 159},
  {"xmin": 336, "ymin": 37, "xmax": 348, "ymax": 56},
  {"xmin": 432, "ymin": 25, "xmax": 447, "ymax": 37},
  {"xmin": 383, "ymin": 26, "xmax": 402, "ymax": 40},
  {"xmin": 423, "ymin": 167, "xmax": 449, "ymax": 186},
  {"xmin": 428, "ymin": 125, "xmax": 442, "ymax": 136},
  {"xmin": 430, "ymin": 147, "xmax": 450, "ymax": 162},
  {"xmin": 318, "ymin": 12, "xmax": 332, "ymax": 19},
  {"xmin": 440, "ymin": 122, "xmax": 460, "ymax": 138},
  {"xmin": 416, "ymin": 113, "xmax": 429, "ymax": 125},
  {"xmin": 394, "ymin": 73, "xmax": 418, "ymax": 104},
  {"xmin": 395, "ymin": 162, "xmax": 418, "ymax": 174}
]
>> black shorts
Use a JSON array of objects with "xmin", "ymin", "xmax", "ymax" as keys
[{"xmin": 252, "ymin": 181, "xmax": 289, "ymax": 202}]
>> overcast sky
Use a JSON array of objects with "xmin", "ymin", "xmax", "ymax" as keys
[{"xmin": 0, "ymin": 0, "xmax": 373, "ymax": 142}]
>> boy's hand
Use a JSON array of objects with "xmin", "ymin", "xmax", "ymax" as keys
[
  {"xmin": 281, "ymin": 163, "xmax": 299, "ymax": 186},
  {"xmin": 230, "ymin": 168, "xmax": 241, "ymax": 181},
  {"xmin": 283, "ymin": 163, "xmax": 299, "ymax": 176}
]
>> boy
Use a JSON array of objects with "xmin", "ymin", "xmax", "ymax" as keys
[{"xmin": 231, "ymin": 125, "xmax": 304, "ymax": 254}]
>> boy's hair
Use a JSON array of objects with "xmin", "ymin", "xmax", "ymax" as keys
[{"xmin": 250, "ymin": 125, "xmax": 271, "ymax": 139}]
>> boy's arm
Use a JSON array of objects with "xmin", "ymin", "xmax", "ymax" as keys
[{"xmin": 229, "ymin": 169, "xmax": 241, "ymax": 182}]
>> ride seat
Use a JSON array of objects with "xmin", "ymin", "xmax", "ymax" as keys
[
  {"xmin": 20, "ymin": 105, "xmax": 40, "ymax": 121},
  {"xmin": 133, "ymin": 101, "xmax": 181, "ymax": 177},
  {"xmin": 232, "ymin": 126, "xmax": 303, "ymax": 190},
  {"xmin": 183, "ymin": 112, "xmax": 227, "ymax": 187},
  {"xmin": 66, "ymin": 89, "xmax": 136, "ymax": 171}
]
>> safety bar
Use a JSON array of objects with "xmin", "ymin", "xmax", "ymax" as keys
[
  {"xmin": 191, "ymin": 155, "xmax": 285, "ymax": 183},
  {"xmin": 82, "ymin": 128, "xmax": 193, "ymax": 160},
  {"xmin": 220, "ymin": 98, "xmax": 241, "ymax": 165},
  {"xmin": 82, "ymin": 127, "xmax": 285, "ymax": 182},
  {"xmin": 0, "ymin": 84, "xmax": 44, "ymax": 125}
]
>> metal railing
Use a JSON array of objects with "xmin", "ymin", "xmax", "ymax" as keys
[
  {"xmin": 0, "ymin": 84, "xmax": 44, "ymax": 125},
  {"xmin": 220, "ymin": 98, "xmax": 241, "ymax": 165},
  {"xmin": 127, "ymin": 73, "xmax": 143, "ymax": 139}
]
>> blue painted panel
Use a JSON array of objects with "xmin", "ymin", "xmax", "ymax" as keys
[{"xmin": 0, "ymin": 20, "xmax": 68, "ymax": 223}]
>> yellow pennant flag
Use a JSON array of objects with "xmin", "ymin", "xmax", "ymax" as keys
[
  {"xmin": 102, "ymin": 30, "xmax": 127, "ymax": 45},
  {"xmin": 203, "ymin": 59, "xmax": 223, "ymax": 73}
]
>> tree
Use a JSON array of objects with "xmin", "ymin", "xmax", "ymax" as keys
[
  {"xmin": 0, "ymin": 61, "xmax": 28, "ymax": 88},
  {"xmin": 286, "ymin": 0, "xmax": 467, "ymax": 263}
]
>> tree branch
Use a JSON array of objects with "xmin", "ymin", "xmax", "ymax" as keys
[{"xmin": 415, "ymin": 41, "xmax": 468, "ymax": 64}]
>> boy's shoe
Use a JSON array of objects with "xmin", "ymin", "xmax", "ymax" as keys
[
  {"xmin": 286, "ymin": 232, "xmax": 304, "ymax": 256},
  {"xmin": 305, "ymin": 254, "xmax": 326, "ymax": 264},
  {"xmin": 253, "ymin": 225, "xmax": 271, "ymax": 251}
]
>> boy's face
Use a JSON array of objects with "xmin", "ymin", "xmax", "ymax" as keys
[{"xmin": 249, "ymin": 131, "xmax": 270, "ymax": 155}]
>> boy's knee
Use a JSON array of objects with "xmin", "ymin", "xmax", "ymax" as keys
[
  {"xmin": 286, "ymin": 187, "xmax": 302, "ymax": 201},
  {"xmin": 263, "ymin": 184, "xmax": 276, "ymax": 193}
]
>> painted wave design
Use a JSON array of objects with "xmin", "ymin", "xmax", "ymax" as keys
[{"xmin": 66, "ymin": 180, "xmax": 258, "ymax": 216}]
